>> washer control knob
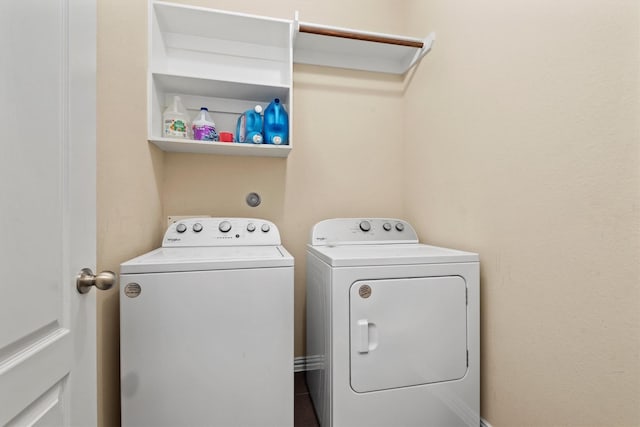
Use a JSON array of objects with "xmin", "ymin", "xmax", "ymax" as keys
[
  {"xmin": 176, "ymin": 223, "xmax": 187, "ymax": 233},
  {"xmin": 192, "ymin": 223, "xmax": 203, "ymax": 233},
  {"xmin": 219, "ymin": 221, "xmax": 232, "ymax": 233},
  {"xmin": 383, "ymin": 222, "xmax": 392, "ymax": 231},
  {"xmin": 359, "ymin": 220, "xmax": 371, "ymax": 232},
  {"xmin": 247, "ymin": 223, "xmax": 256, "ymax": 232},
  {"xmin": 261, "ymin": 223, "xmax": 270, "ymax": 233},
  {"xmin": 395, "ymin": 222, "xmax": 405, "ymax": 232}
]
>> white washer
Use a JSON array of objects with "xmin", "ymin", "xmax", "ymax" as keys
[
  {"xmin": 120, "ymin": 218, "xmax": 293, "ymax": 427},
  {"xmin": 306, "ymin": 218, "xmax": 479, "ymax": 427}
]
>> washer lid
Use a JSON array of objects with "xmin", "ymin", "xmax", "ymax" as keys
[
  {"xmin": 307, "ymin": 243, "xmax": 478, "ymax": 267},
  {"xmin": 120, "ymin": 245, "xmax": 293, "ymax": 274}
]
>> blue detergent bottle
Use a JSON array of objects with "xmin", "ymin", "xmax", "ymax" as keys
[
  {"xmin": 236, "ymin": 105, "xmax": 263, "ymax": 144},
  {"xmin": 263, "ymin": 98, "xmax": 289, "ymax": 145}
]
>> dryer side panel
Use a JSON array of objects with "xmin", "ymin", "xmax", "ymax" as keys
[
  {"xmin": 350, "ymin": 276, "xmax": 468, "ymax": 393},
  {"xmin": 305, "ymin": 251, "xmax": 332, "ymax": 427}
]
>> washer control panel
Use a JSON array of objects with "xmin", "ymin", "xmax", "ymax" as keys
[
  {"xmin": 163, "ymin": 218, "xmax": 281, "ymax": 247},
  {"xmin": 310, "ymin": 218, "xmax": 418, "ymax": 246}
]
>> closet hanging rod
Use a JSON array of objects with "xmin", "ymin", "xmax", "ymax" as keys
[{"xmin": 298, "ymin": 24, "xmax": 424, "ymax": 49}]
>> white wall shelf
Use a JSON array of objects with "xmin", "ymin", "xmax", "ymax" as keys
[
  {"xmin": 149, "ymin": 137, "xmax": 291, "ymax": 158},
  {"xmin": 293, "ymin": 14, "xmax": 435, "ymax": 75},
  {"xmin": 148, "ymin": 1, "xmax": 293, "ymax": 157},
  {"xmin": 152, "ymin": 74, "xmax": 290, "ymax": 102},
  {"xmin": 147, "ymin": 1, "xmax": 434, "ymax": 158}
]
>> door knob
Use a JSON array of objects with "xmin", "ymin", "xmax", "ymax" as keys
[{"xmin": 76, "ymin": 268, "xmax": 116, "ymax": 294}]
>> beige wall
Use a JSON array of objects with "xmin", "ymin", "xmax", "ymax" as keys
[
  {"xmin": 404, "ymin": 1, "xmax": 640, "ymax": 426},
  {"xmin": 98, "ymin": 0, "xmax": 640, "ymax": 426},
  {"xmin": 97, "ymin": 1, "xmax": 164, "ymax": 426}
]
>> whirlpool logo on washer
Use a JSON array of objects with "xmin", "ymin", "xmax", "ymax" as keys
[{"xmin": 124, "ymin": 283, "xmax": 141, "ymax": 298}]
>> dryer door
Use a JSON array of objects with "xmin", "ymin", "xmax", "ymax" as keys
[{"xmin": 350, "ymin": 276, "xmax": 467, "ymax": 393}]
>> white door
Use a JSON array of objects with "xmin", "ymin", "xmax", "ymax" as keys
[
  {"xmin": 350, "ymin": 276, "xmax": 468, "ymax": 393},
  {"xmin": 0, "ymin": 0, "xmax": 98, "ymax": 425}
]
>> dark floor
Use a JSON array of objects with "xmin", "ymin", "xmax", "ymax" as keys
[{"xmin": 295, "ymin": 372, "xmax": 320, "ymax": 427}]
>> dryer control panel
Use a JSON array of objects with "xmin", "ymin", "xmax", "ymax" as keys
[
  {"xmin": 163, "ymin": 218, "xmax": 281, "ymax": 247},
  {"xmin": 310, "ymin": 218, "xmax": 418, "ymax": 246}
]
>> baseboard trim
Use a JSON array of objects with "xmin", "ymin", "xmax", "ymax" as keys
[
  {"xmin": 294, "ymin": 355, "xmax": 324, "ymax": 372},
  {"xmin": 480, "ymin": 418, "xmax": 493, "ymax": 427},
  {"xmin": 294, "ymin": 356, "xmax": 307, "ymax": 372}
]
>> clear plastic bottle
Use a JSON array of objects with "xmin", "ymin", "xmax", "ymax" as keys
[
  {"xmin": 236, "ymin": 105, "xmax": 263, "ymax": 144},
  {"xmin": 192, "ymin": 107, "xmax": 218, "ymax": 141},
  {"xmin": 263, "ymin": 98, "xmax": 288, "ymax": 145},
  {"xmin": 163, "ymin": 95, "xmax": 190, "ymax": 139}
]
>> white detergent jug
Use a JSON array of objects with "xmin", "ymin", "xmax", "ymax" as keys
[{"xmin": 163, "ymin": 95, "xmax": 190, "ymax": 139}]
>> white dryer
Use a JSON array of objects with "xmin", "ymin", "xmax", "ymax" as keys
[
  {"xmin": 120, "ymin": 218, "xmax": 293, "ymax": 427},
  {"xmin": 306, "ymin": 218, "xmax": 479, "ymax": 427}
]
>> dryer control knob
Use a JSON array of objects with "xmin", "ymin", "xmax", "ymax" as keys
[
  {"xmin": 192, "ymin": 223, "xmax": 203, "ymax": 233},
  {"xmin": 247, "ymin": 223, "xmax": 256, "ymax": 232},
  {"xmin": 219, "ymin": 221, "xmax": 232, "ymax": 233},
  {"xmin": 176, "ymin": 223, "xmax": 187, "ymax": 233},
  {"xmin": 359, "ymin": 220, "xmax": 371, "ymax": 232},
  {"xmin": 261, "ymin": 223, "xmax": 270, "ymax": 233},
  {"xmin": 383, "ymin": 222, "xmax": 392, "ymax": 231},
  {"xmin": 395, "ymin": 222, "xmax": 405, "ymax": 232}
]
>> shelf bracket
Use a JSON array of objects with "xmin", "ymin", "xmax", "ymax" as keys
[
  {"xmin": 292, "ymin": 11, "xmax": 300, "ymax": 44},
  {"xmin": 405, "ymin": 32, "xmax": 436, "ymax": 73}
]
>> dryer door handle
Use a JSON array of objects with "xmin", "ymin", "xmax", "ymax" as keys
[{"xmin": 357, "ymin": 319, "xmax": 369, "ymax": 353}]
